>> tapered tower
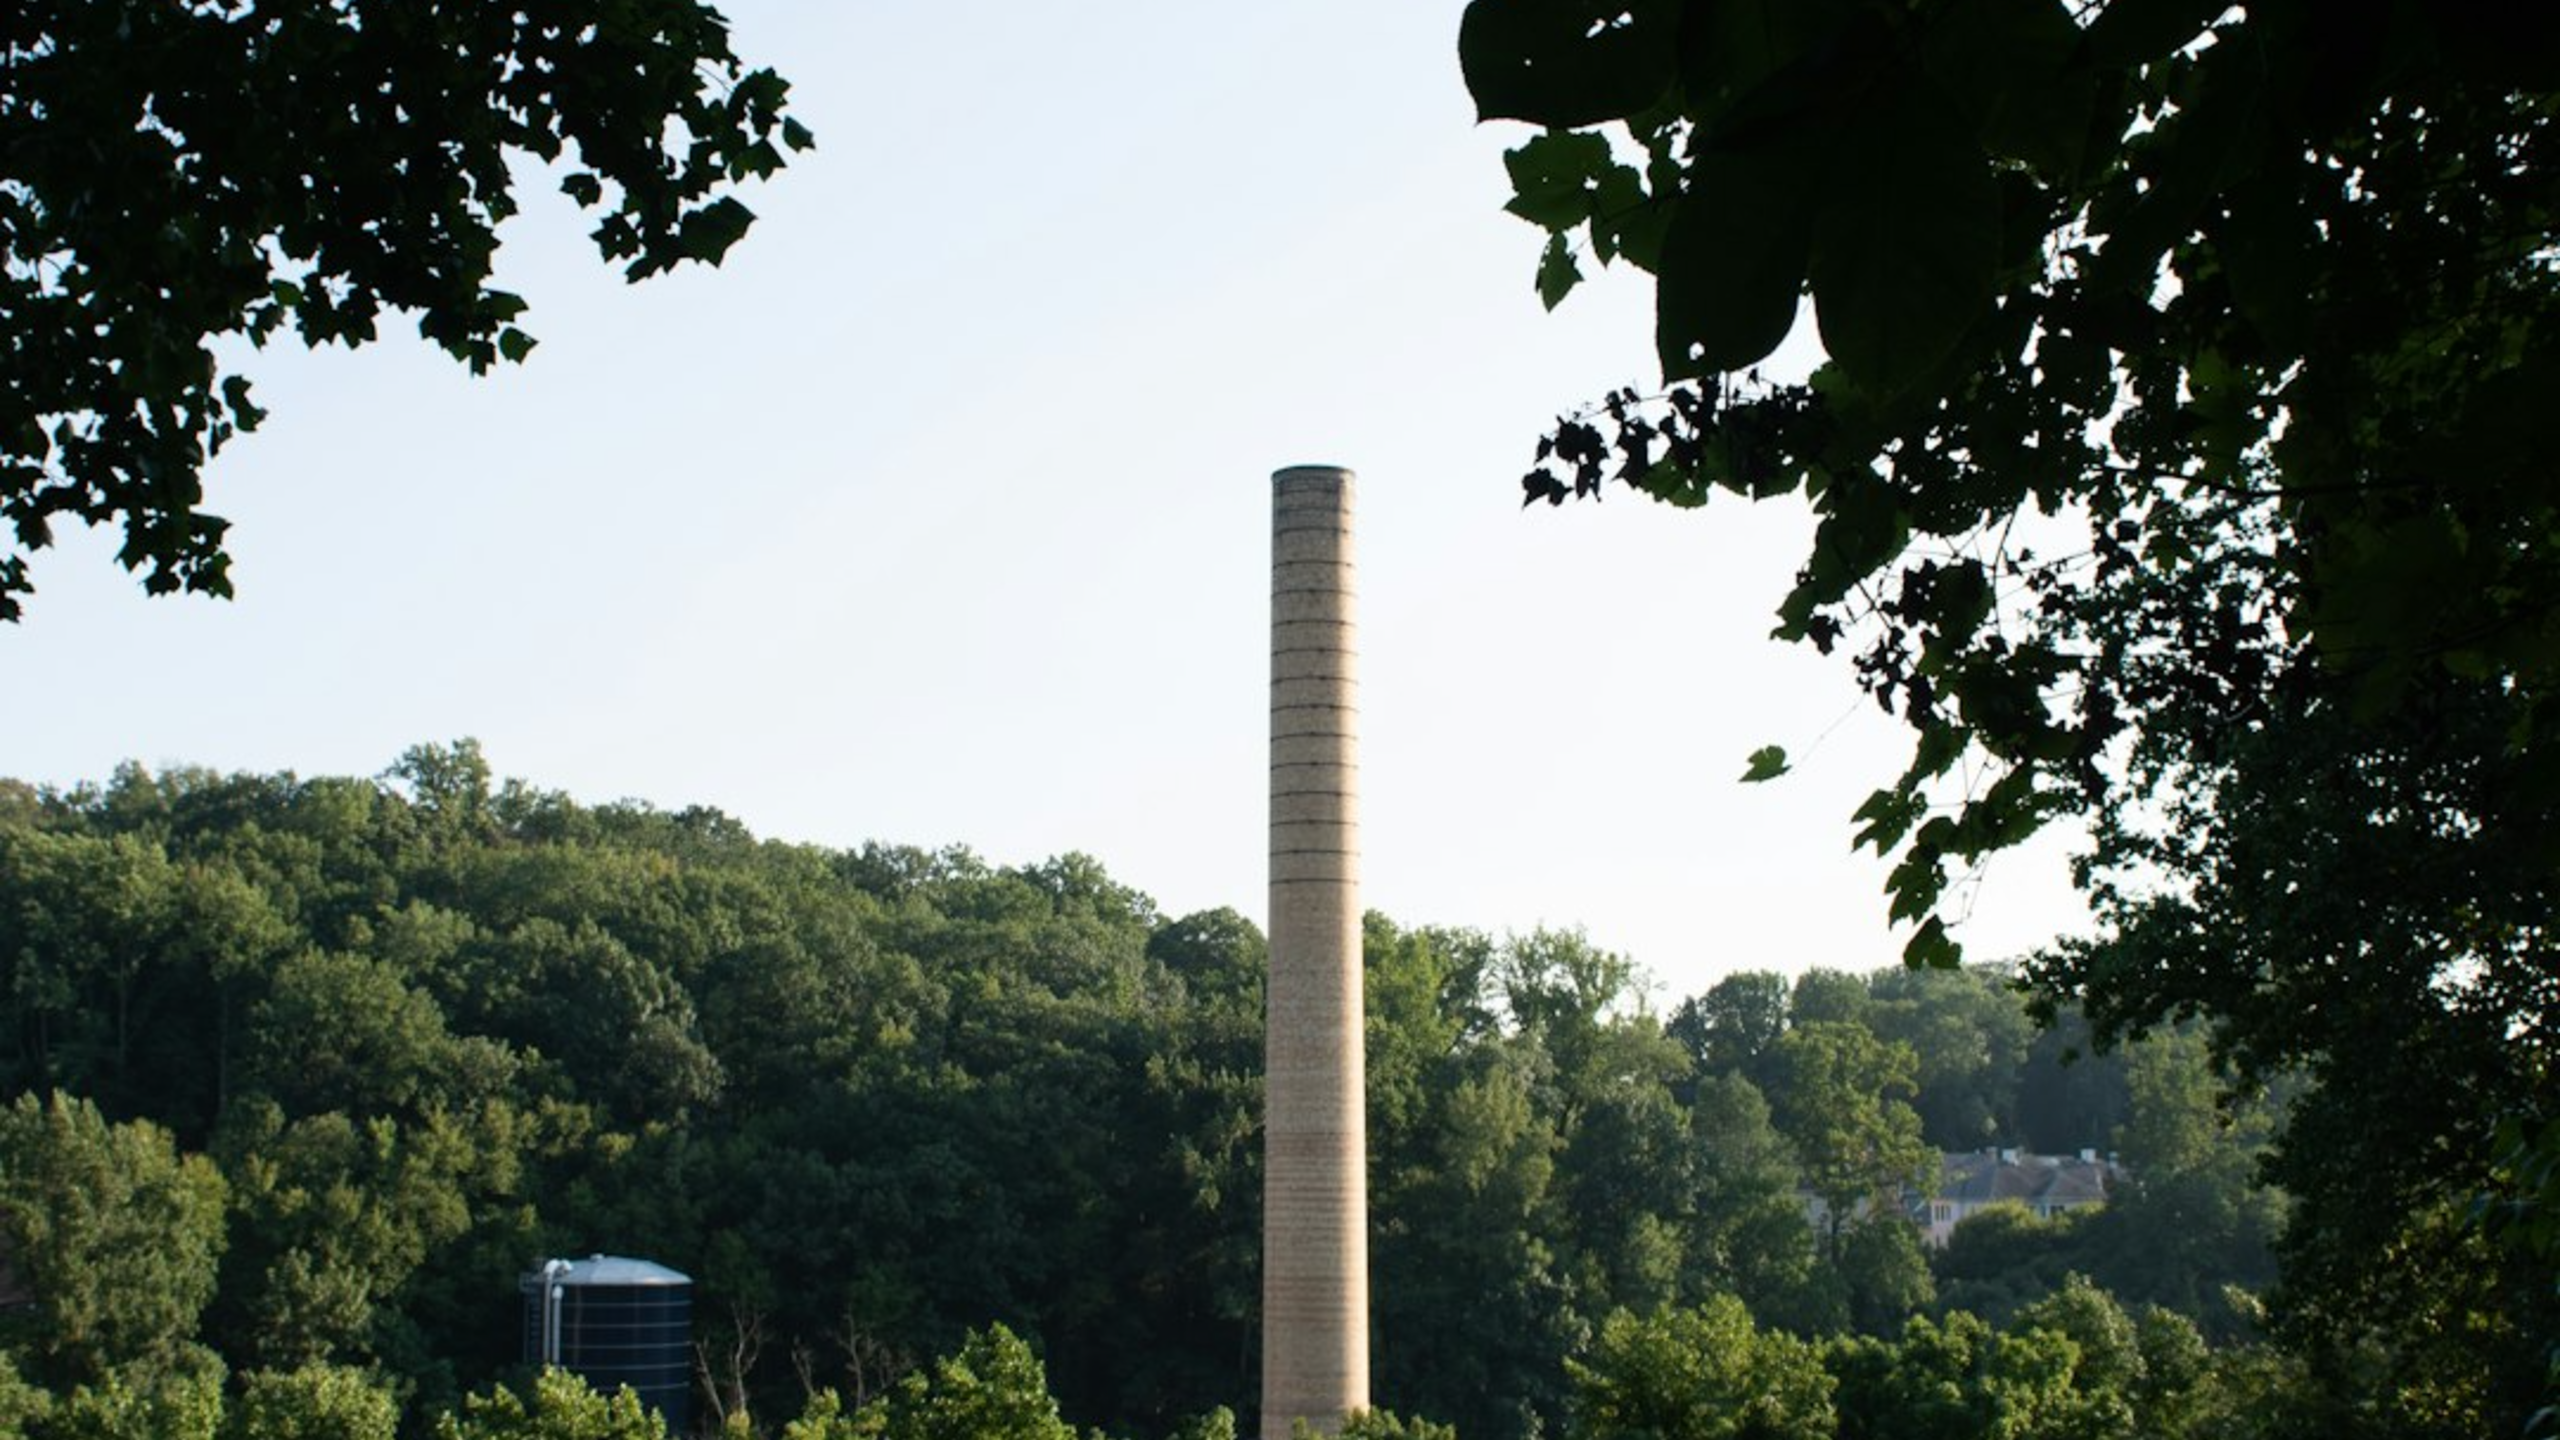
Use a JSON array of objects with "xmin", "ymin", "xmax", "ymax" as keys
[{"xmin": 1262, "ymin": 463, "xmax": 1369, "ymax": 1440}]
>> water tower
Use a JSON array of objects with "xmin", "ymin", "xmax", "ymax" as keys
[{"xmin": 521, "ymin": 1254, "xmax": 693, "ymax": 1432}]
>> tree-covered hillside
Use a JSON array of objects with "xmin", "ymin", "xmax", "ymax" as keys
[{"xmin": 0, "ymin": 745, "xmax": 2389, "ymax": 1439}]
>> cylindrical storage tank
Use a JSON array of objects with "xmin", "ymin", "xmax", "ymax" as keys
[{"xmin": 519, "ymin": 1254, "xmax": 692, "ymax": 1433}]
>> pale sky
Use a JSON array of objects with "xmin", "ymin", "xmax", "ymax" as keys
[{"xmin": 2, "ymin": 1, "xmax": 2087, "ymax": 1005}]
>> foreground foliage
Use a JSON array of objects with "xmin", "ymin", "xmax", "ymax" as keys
[
  {"xmin": 1465, "ymin": 0, "xmax": 2558, "ymax": 1426},
  {"xmin": 0, "ymin": 1, "xmax": 811, "ymax": 618}
]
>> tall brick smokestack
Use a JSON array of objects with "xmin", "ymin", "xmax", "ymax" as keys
[{"xmin": 1262, "ymin": 463, "xmax": 1370, "ymax": 1440}]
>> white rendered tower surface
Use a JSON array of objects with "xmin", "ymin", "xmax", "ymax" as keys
[{"xmin": 1261, "ymin": 463, "xmax": 1370, "ymax": 1440}]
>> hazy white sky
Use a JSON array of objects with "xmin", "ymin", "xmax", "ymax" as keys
[{"xmin": 3, "ymin": 1, "xmax": 2086, "ymax": 1004}]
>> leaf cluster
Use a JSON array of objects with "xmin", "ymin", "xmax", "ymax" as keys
[
  {"xmin": 1468, "ymin": 0, "xmax": 2560, "ymax": 969},
  {"xmin": 1472, "ymin": 11, "xmax": 2559, "ymax": 1416},
  {"xmin": 0, "ymin": 1, "xmax": 813, "ymax": 618}
]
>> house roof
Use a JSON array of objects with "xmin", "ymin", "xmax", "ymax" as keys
[{"xmin": 1937, "ymin": 1149, "xmax": 2115, "ymax": 1207}]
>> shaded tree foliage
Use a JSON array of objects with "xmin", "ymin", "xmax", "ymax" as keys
[
  {"xmin": 0, "ymin": 3, "xmax": 812, "ymax": 618},
  {"xmin": 1865, "ymin": 968, "xmax": 2029, "ymax": 1152},
  {"xmin": 1470, "ymin": 0, "xmax": 2560, "ymax": 965},
  {"xmin": 0, "ymin": 1093, "xmax": 226, "ymax": 1390},
  {"xmin": 1465, "ymin": 0, "xmax": 2557, "ymax": 1425}
]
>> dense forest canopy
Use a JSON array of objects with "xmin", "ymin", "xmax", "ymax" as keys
[{"xmin": 0, "ymin": 744, "xmax": 2409, "ymax": 1440}]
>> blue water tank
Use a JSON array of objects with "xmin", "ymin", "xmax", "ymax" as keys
[{"xmin": 521, "ymin": 1254, "xmax": 692, "ymax": 1433}]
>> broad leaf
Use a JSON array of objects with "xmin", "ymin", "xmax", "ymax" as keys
[
  {"xmin": 1676, "ymin": 0, "xmax": 1864, "ymax": 134},
  {"xmin": 1807, "ymin": 79, "xmax": 1998, "ymax": 399},
  {"xmin": 1503, "ymin": 130, "xmax": 1618, "ymax": 230},
  {"xmin": 1901, "ymin": 916, "xmax": 1959, "ymax": 969},
  {"xmin": 1536, "ymin": 234, "xmax": 1582, "ymax": 310},
  {"xmin": 1461, "ymin": 0, "xmax": 1680, "ymax": 128},
  {"xmin": 1921, "ymin": 0, "xmax": 2096, "ymax": 179},
  {"xmin": 1655, "ymin": 133, "xmax": 1825, "ymax": 379},
  {"xmin": 2083, "ymin": 0, "xmax": 2231, "ymax": 68},
  {"xmin": 2207, "ymin": 181, "xmax": 2319, "ymax": 353}
]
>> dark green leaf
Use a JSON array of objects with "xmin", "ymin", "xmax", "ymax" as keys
[
  {"xmin": 1921, "ymin": 0, "xmax": 2095, "ymax": 178},
  {"xmin": 1807, "ymin": 79, "xmax": 1998, "ymax": 398},
  {"xmin": 1503, "ymin": 130, "xmax": 1617, "ymax": 231},
  {"xmin": 2208, "ymin": 183, "xmax": 2319, "ymax": 353},
  {"xmin": 2083, "ymin": 0, "xmax": 2229, "ymax": 68},
  {"xmin": 1797, "ymin": 473, "xmax": 1908, "ymax": 609},
  {"xmin": 1654, "ymin": 133, "xmax": 1824, "ymax": 380},
  {"xmin": 675, "ymin": 197, "xmax": 758, "ymax": 265},
  {"xmin": 1461, "ymin": 0, "xmax": 1679, "ymax": 127},
  {"xmin": 1901, "ymin": 915, "xmax": 1960, "ymax": 969},
  {"xmin": 1852, "ymin": 784, "xmax": 1926, "ymax": 852},
  {"xmin": 1536, "ymin": 234, "xmax": 1583, "ymax": 310},
  {"xmin": 1741, "ymin": 744, "xmax": 1791, "ymax": 782},
  {"xmin": 1676, "ymin": 0, "xmax": 1864, "ymax": 133},
  {"xmin": 1585, "ymin": 163, "xmax": 1662, "ymax": 268},
  {"xmin": 1908, "ymin": 722, "xmax": 1964, "ymax": 781}
]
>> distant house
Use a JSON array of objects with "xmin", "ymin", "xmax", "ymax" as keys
[{"xmin": 1916, "ymin": 1148, "xmax": 2118, "ymax": 1247}]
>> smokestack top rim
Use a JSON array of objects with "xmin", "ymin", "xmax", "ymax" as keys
[{"xmin": 1272, "ymin": 463, "xmax": 1356, "ymax": 485}]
